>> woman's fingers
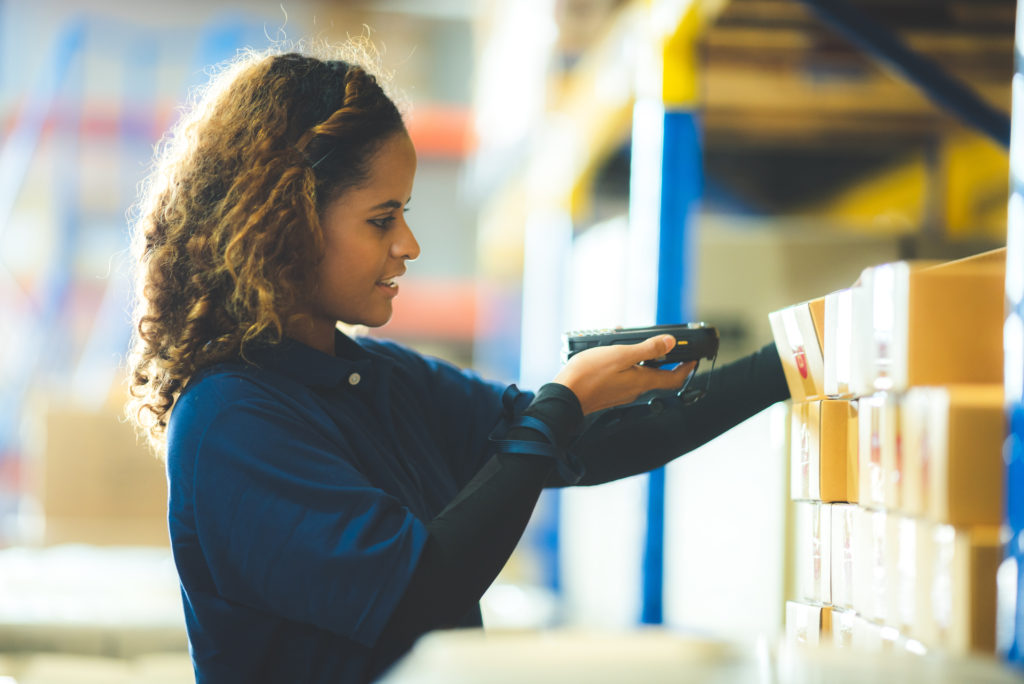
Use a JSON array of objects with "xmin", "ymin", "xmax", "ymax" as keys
[
  {"xmin": 637, "ymin": 360, "xmax": 697, "ymax": 390},
  {"xmin": 626, "ymin": 334, "xmax": 677, "ymax": 365},
  {"xmin": 553, "ymin": 336, "xmax": 700, "ymax": 414}
]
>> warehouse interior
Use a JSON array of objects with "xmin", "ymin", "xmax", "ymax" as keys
[{"xmin": 0, "ymin": 0, "xmax": 1020, "ymax": 681}]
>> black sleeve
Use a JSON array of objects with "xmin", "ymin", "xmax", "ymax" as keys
[
  {"xmin": 368, "ymin": 343, "xmax": 786, "ymax": 678},
  {"xmin": 550, "ymin": 342, "xmax": 789, "ymax": 487},
  {"xmin": 368, "ymin": 383, "xmax": 583, "ymax": 675}
]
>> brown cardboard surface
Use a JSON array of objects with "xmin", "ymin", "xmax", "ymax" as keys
[
  {"xmin": 930, "ymin": 386, "xmax": 1005, "ymax": 527},
  {"xmin": 791, "ymin": 400, "xmax": 852, "ymax": 503},
  {"xmin": 932, "ymin": 524, "xmax": 1001, "ymax": 654},
  {"xmin": 26, "ymin": 401, "xmax": 168, "ymax": 546},
  {"xmin": 905, "ymin": 263, "xmax": 1004, "ymax": 388},
  {"xmin": 819, "ymin": 400, "xmax": 852, "ymax": 502},
  {"xmin": 43, "ymin": 517, "xmax": 170, "ymax": 547},
  {"xmin": 808, "ymin": 297, "xmax": 826, "ymax": 352},
  {"xmin": 851, "ymin": 250, "xmax": 1003, "ymax": 394},
  {"xmin": 959, "ymin": 527, "xmax": 1000, "ymax": 655},
  {"xmin": 846, "ymin": 401, "xmax": 859, "ymax": 504}
]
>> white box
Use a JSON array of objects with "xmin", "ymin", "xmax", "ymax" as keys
[
  {"xmin": 830, "ymin": 503, "xmax": 856, "ymax": 610},
  {"xmin": 854, "ymin": 508, "xmax": 888, "ymax": 622},
  {"xmin": 769, "ymin": 298, "xmax": 826, "ymax": 402},
  {"xmin": 824, "ymin": 287, "xmax": 855, "ymax": 399},
  {"xmin": 857, "ymin": 394, "xmax": 895, "ymax": 511},
  {"xmin": 786, "ymin": 601, "xmax": 832, "ymax": 647},
  {"xmin": 794, "ymin": 502, "xmax": 832, "ymax": 604}
]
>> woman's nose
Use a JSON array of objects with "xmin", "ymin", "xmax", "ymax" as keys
[{"xmin": 394, "ymin": 219, "xmax": 421, "ymax": 262}]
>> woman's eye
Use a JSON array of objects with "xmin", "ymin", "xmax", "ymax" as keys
[{"xmin": 369, "ymin": 216, "xmax": 396, "ymax": 229}]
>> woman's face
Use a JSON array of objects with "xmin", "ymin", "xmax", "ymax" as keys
[{"xmin": 312, "ymin": 131, "xmax": 420, "ymax": 330}]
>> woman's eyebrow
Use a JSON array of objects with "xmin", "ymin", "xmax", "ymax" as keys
[{"xmin": 370, "ymin": 198, "xmax": 411, "ymax": 211}]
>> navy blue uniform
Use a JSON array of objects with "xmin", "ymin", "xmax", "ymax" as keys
[
  {"xmin": 168, "ymin": 333, "xmax": 510, "ymax": 682},
  {"xmin": 167, "ymin": 332, "xmax": 789, "ymax": 683}
]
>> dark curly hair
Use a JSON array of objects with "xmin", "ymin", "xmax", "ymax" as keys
[{"xmin": 126, "ymin": 44, "xmax": 406, "ymax": 456}]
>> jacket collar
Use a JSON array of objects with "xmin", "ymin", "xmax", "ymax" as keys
[{"xmin": 246, "ymin": 330, "xmax": 389, "ymax": 389}]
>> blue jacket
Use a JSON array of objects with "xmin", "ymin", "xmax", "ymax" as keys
[{"xmin": 167, "ymin": 332, "xmax": 513, "ymax": 683}]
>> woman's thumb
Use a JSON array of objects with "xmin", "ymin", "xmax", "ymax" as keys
[{"xmin": 641, "ymin": 334, "xmax": 675, "ymax": 359}]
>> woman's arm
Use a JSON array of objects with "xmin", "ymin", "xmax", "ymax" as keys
[
  {"xmin": 370, "ymin": 383, "xmax": 579, "ymax": 671},
  {"xmin": 370, "ymin": 335, "xmax": 689, "ymax": 674},
  {"xmin": 550, "ymin": 342, "xmax": 789, "ymax": 487}
]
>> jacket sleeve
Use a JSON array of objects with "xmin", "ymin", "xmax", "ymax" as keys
[{"xmin": 547, "ymin": 342, "xmax": 790, "ymax": 487}]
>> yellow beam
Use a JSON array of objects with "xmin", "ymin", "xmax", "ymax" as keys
[{"xmin": 527, "ymin": 0, "xmax": 728, "ymax": 219}]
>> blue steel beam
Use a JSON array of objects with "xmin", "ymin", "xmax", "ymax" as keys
[
  {"xmin": 798, "ymin": 0, "xmax": 1011, "ymax": 148},
  {"xmin": 639, "ymin": 109, "xmax": 702, "ymax": 626},
  {"xmin": 633, "ymin": 4, "xmax": 706, "ymax": 625}
]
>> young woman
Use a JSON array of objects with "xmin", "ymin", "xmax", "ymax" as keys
[{"xmin": 127, "ymin": 46, "xmax": 789, "ymax": 684}]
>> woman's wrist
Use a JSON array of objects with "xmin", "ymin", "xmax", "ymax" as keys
[{"xmin": 520, "ymin": 383, "xmax": 583, "ymax": 451}]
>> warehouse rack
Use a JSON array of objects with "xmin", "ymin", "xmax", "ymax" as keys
[
  {"xmin": 0, "ymin": 11, "xmax": 269, "ymax": 539},
  {"xmin": 480, "ymin": 1, "xmax": 1019, "ymax": 671}
]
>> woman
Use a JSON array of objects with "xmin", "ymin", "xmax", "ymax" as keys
[{"xmin": 127, "ymin": 45, "xmax": 788, "ymax": 684}]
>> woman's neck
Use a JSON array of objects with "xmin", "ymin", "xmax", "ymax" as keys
[{"xmin": 285, "ymin": 317, "xmax": 336, "ymax": 356}]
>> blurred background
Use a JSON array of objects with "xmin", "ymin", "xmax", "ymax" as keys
[{"xmin": 0, "ymin": 0, "xmax": 1015, "ymax": 681}]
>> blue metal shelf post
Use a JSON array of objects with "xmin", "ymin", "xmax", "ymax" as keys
[
  {"xmin": 629, "ymin": 3, "xmax": 704, "ymax": 625},
  {"xmin": 999, "ymin": 0, "xmax": 1024, "ymax": 666}
]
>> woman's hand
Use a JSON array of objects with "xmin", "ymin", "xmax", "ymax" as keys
[{"xmin": 553, "ymin": 335, "xmax": 696, "ymax": 415}]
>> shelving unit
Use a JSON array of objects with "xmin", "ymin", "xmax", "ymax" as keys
[{"xmin": 777, "ymin": 248, "xmax": 1011, "ymax": 661}]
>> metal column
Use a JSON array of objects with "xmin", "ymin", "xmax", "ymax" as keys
[
  {"xmin": 999, "ymin": 1, "xmax": 1024, "ymax": 667},
  {"xmin": 629, "ymin": 3, "xmax": 703, "ymax": 625}
]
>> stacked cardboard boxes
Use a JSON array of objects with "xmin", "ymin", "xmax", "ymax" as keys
[{"xmin": 774, "ymin": 249, "xmax": 1006, "ymax": 656}]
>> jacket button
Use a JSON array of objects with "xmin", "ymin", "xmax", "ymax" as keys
[{"xmin": 348, "ymin": 372, "xmax": 361, "ymax": 386}]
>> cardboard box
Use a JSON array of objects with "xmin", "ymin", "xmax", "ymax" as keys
[
  {"xmin": 853, "ymin": 508, "xmax": 888, "ymax": 622},
  {"xmin": 786, "ymin": 601, "xmax": 833, "ymax": 646},
  {"xmin": 886, "ymin": 514, "xmax": 917, "ymax": 633},
  {"xmin": 857, "ymin": 394, "xmax": 896, "ymax": 511},
  {"xmin": 847, "ymin": 401, "xmax": 859, "ymax": 504},
  {"xmin": 912, "ymin": 518, "xmax": 936, "ymax": 645},
  {"xmin": 769, "ymin": 297, "xmax": 827, "ymax": 402},
  {"xmin": 794, "ymin": 501, "xmax": 831, "ymax": 604},
  {"xmin": 791, "ymin": 400, "xmax": 856, "ymax": 502},
  {"xmin": 900, "ymin": 386, "xmax": 1004, "ymax": 526},
  {"xmin": 881, "ymin": 398, "xmax": 903, "ymax": 512},
  {"xmin": 930, "ymin": 524, "xmax": 1001, "ymax": 654},
  {"xmin": 830, "ymin": 608, "xmax": 856, "ymax": 649},
  {"xmin": 851, "ymin": 614, "xmax": 900, "ymax": 652},
  {"xmin": 791, "ymin": 402, "xmax": 813, "ymax": 501},
  {"xmin": 25, "ymin": 401, "xmax": 169, "ymax": 546},
  {"xmin": 929, "ymin": 386, "xmax": 1004, "ymax": 527},
  {"xmin": 830, "ymin": 504, "xmax": 856, "ymax": 610},
  {"xmin": 824, "ymin": 287, "xmax": 855, "ymax": 399},
  {"xmin": 851, "ymin": 249, "xmax": 1004, "ymax": 396},
  {"xmin": 900, "ymin": 389, "xmax": 939, "ymax": 517}
]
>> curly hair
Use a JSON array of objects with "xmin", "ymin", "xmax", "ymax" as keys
[{"xmin": 126, "ymin": 44, "xmax": 406, "ymax": 456}]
